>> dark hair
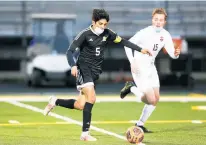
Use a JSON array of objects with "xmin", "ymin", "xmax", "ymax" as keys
[{"xmin": 92, "ymin": 9, "xmax": 110, "ymax": 22}]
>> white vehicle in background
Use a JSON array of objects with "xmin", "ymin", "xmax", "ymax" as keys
[{"xmin": 26, "ymin": 13, "xmax": 77, "ymax": 87}]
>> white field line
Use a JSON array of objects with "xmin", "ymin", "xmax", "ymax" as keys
[
  {"xmin": 6, "ymin": 100, "xmax": 127, "ymax": 141},
  {"xmin": 1, "ymin": 96, "xmax": 206, "ymax": 102},
  {"xmin": 8, "ymin": 120, "xmax": 20, "ymax": 124}
]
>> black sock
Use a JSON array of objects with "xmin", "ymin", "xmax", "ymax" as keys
[
  {"xmin": 82, "ymin": 102, "xmax": 94, "ymax": 132},
  {"xmin": 55, "ymin": 99, "xmax": 76, "ymax": 109}
]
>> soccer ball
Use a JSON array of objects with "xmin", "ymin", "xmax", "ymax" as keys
[{"xmin": 126, "ymin": 126, "xmax": 144, "ymax": 144}]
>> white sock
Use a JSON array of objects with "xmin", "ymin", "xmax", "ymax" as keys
[
  {"xmin": 82, "ymin": 131, "xmax": 89, "ymax": 136},
  {"xmin": 50, "ymin": 96, "xmax": 57, "ymax": 106},
  {"xmin": 130, "ymin": 86, "xmax": 144, "ymax": 102},
  {"xmin": 136, "ymin": 104, "xmax": 156, "ymax": 126}
]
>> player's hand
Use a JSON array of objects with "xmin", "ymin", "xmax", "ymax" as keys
[
  {"xmin": 71, "ymin": 66, "xmax": 78, "ymax": 77},
  {"xmin": 174, "ymin": 48, "xmax": 180, "ymax": 56},
  {"xmin": 141, "ymin": 49, "xmax": 152, "ymax": 56}
]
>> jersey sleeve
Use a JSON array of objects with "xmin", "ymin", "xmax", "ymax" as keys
[
  {"xmin": 124, "ymin": 31, "xmax": 143, "ymax": 63},
  {"xmin": 66, "ymin": 30, "xmax": 86, "ymax": 67},
  {"xmin": 129, "ymin": 30, "xmax": 143, "ymax": 45},
  {"xmin": 107, "ymin": 28, "xmax": 143, "ymax": 59},
  {"xmin": 71, "ymin": 30, "xmax": 86, "ymax": 50},
  {"xmin": 107, "ymin": 28, "xmax": 122, "ymax": 43},
  {"xmin": 164, "ymin": 32, "xmax": 179, "ymax": 59}
]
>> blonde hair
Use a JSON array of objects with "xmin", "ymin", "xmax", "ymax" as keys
[{"xmin": 152, "ymin": 8, "xmax": 167, "ymax": 20}]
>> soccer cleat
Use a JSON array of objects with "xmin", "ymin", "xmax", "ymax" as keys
[
  {"xmin": 136, "ymin": 125, "xmax": 153, "ymax": 133},
  {"xmin": 120, "ymin": 81, "xmax": 135, "ymax": 99},
  {"xmin": 43, "ymin": 96, "xmax": 57, "ymax": 116},
  {"xmin": 80, "ymin": 133, "xmax": 97, "ymax": 141}
]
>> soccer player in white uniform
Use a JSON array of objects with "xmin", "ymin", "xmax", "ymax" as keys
[{"xmin": 120, "ymin": 8, "xmax": 181, "ymax": 133}]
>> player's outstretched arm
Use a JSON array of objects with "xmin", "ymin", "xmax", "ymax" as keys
[
  {"xmin": 107, "ymin": 28, "xmax": 152, "ymax": 56},
  {"xmin": 120, "ymin": 38, "xmax": 152, "ymax": 56}
]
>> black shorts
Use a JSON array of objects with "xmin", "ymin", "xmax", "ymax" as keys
[{"xmin": 76, "ymin": 63, "xmax": 100, "ymax": 90}]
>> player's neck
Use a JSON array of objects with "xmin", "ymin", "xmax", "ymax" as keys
[{"xmin": 90, "ymin": 25, "xmax": 100, "ymax": 36}]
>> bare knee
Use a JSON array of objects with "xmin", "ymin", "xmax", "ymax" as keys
[
  {"xmin": 144, "ymin": 88, "xmax": 160, "ymax": 106},
  {"xmin": 153, "ymin": 94, "xmax": 160, "ymax": 105},
  {"xmin": 74, "ymin": 100, "xmax": 85, "ymax": 110},
  {"xmin": 87, "ymin": 90, "xmax": 96, "ymax": 103},
  {"xmin": 88, "ymin": 94, "xmax": 96, "ymax": 103},
  {"xmin": 78, "ymin": 103, "xmax": 85, "ymax": 110},
  {"xmin": 82, "ymin": 86, "xmax": 96, "ymax": 104},
  {"xmin": 149, "ymin": 97, "xmax": 159, "ymax": 106},
  {"xmin": 153, "ymin": 87, "xmax": 160, "ymax": 105}
]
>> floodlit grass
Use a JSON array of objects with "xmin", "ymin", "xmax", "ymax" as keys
[{"xmin": 0, "ymin": 99, "xmax": 206, "ymax": 145}]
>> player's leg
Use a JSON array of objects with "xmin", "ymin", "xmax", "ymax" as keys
[
  {"xmin": 121, "ymin": 72, "xmax": 148, "ymax": 103},
  {"xmin": 137, "ymin": 85, "xmax": 160, "ymax": 132},
  {"xmin": 136, "ymin": 88, "xmax": 159, "ymax": 132},
  {"xmin": 122, "ymin": 65, "xmax": 156, "ymax": 132},
  {"xmin": 43, "ymin": 69, "xmax": 88, "ymax": 116},
  {"xmin": 135, "ymin": 86, "xmax": 156, "ymax": 132},
  {"xmin": 43, "ymin": 92, "xmax": 86, "ymax": 116},
  {"xmin": 55, "ymin": 75, "xmax": 93, "ymax": 111},
  {"xmin": 153, "ymin": 87, "xmax": 160, "ymax": 104},
  {"xmin": 74, "ymin": 91, "xmax": 86, "ymax": 110},
  {"xmin": 120, "ymin": 81, "xmax": 139, "ymax": 99},
  {"xmin": 150, "ymin": 65, "xmax": 160, "ymax": 104},
  {"xmin": 121, "ymin": 57, "xmax": 147, "ymax": 100},
  {"xmin": 135, "ymin": 66, "xmax": 160, "ymax": 133},
  {"xmin": 56, "ymin": 92, "xmax": 87, "ymax": 110},
  {"xmin": 122, "ymin": 64, "xmax": 158, "ymax": 105},
  {"xmin": 79, "ymin": 84, "xmax": 97, "ymax": 141},
  {"xmin": 78, "ymin": 68, "xmax": 98, "ymax": 141},
  {"xmin": 120, "ymin": 71, "xmax": 155, "ymax": 132}
]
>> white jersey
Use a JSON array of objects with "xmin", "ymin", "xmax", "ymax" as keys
[{"xmin": 125, "ymin": 26, "xmax": 179, "ymax": 64}]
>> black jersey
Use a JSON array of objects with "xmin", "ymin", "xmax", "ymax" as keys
[
  {"xmin": 66, "ymin": 25, "xmax": 142, "ymax": 75},
  {"xmin": 68, "ymin": 25, "xmax": 122, "ymax": 73}
]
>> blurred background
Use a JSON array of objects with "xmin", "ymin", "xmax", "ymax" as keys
[{"xmin": 0, "ymin": 0, "xmax": 205, "ymax": 94}]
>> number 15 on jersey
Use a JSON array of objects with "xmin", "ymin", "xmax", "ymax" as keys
[{"xmin": 153, "ymin": 44, "xmax": 159, "ymax": 51}]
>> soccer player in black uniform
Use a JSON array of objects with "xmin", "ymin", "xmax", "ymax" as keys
[{"xmin": 44, "ymin": 9, "xmax": 151, "ymax": 141}]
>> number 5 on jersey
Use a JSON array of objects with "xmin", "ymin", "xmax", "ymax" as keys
[{"xmin": 96, "ymin": 47, "xmax": 100, "ymax": 56}]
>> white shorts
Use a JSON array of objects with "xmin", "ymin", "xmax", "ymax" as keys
[{"xmin": 132, "ymin": 60, "xmax": 160, "ymax": 92}]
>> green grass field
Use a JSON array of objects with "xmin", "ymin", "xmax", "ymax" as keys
[{"xmin": 0, "ymin": 96, "xmax": 206, "ymax": 145}]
